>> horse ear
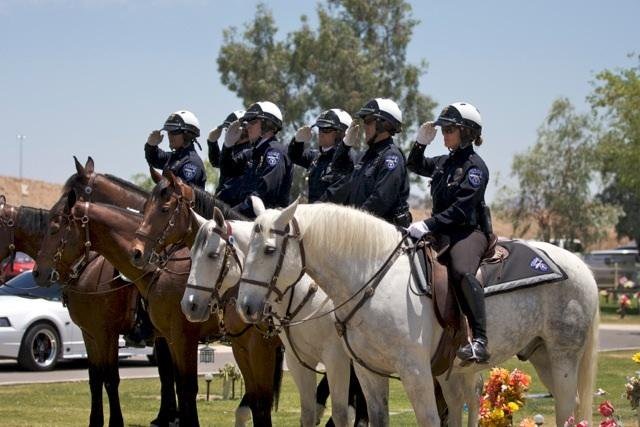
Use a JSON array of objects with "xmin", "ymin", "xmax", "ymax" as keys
[
  {"xmin": 213, "ymin": 207, "xmax": 225, "ymax": 229},
  {"xmin": 65, "ymin": 190, "xmax": 78, "ymax": 213},
  {"xmin": 85, "ymin": 157, "xmax": 95, "ymax": 175},
  {"xmin": 74, "ymin": 156, "xmax": 85, "ymax": 176},
  {"xmin": 0, "ymin": 195, "xmax": 6, "ymax": 209},
  {"xmin": 163, "ymin": 169, "xmax": 178, "ymax": 187},
  {"xmin": 274, "ymin": 197, "xmax": 299, "ymax": 230},
  {"xmin": 250, "ymin": 196, "xmax": 266, "ymax": 217},
  {"xmin": 150, "ymin": 167, "xmax": 163, "ymax": 183}
]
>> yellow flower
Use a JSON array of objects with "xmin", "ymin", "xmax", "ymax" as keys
[{"xmin": 632, "ymin": 352, "xmax": 640, "ymax": 364}]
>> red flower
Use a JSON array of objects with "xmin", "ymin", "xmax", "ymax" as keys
[
  {"xmin": 598, "ymin": 400, "xmax": 614, "ymax": 417},
  {"xmin": 576, "ymin": 422, "xmax": 589, "ymax": 427},
  {"xmin": 599, "ymin": 419, "xmax": 617, "ymax": 427}
]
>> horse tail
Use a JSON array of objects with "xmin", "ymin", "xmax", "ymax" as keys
[
  {"xmin": 271, "ymin": 344, "xmax": 285, "ymax": 412},
  {"xmin": 576, "ymin": 308, "xmax": 599, "ymax": 424}
]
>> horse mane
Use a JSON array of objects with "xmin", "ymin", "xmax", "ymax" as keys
[
  {"xmin": 103, "ymin": 174, "xmax": 150, "ymax": 197},
  {"xmin": 17, "ymin": 206, "xmax": 51, "ymax": 236},
  {"xmin": 258, "ymin": 203, "xmax": 401, "ymax": 262},
  {"xmin": 192, "ymin": 219, "xmax": 214, "ymax": 254},
  {"xmin": 192, "ymin": 187, "xmax": 247, "ymax": 221},
  {"xmin": 93, "ymin": 202, "xmax": 143, "ymax": 220}
]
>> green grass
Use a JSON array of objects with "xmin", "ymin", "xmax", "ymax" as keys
[{"xmin": 0, "ymin": 351, "xmax": 638, "ymax": 426}]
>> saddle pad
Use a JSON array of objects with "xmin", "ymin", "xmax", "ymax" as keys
[{"xmin": 480, "ymin": 240, "xmax": 566, "ymax": 297}]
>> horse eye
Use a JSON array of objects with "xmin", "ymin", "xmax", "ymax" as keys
[
  {"xmin": 49, "ymin": 223, "xmax": 60, "ymax": 235},
  {"xmin": 208, "ymin": 251, "xmax": 219, "ymax": 259},
  {"xmin": 161, "ymin": 204, "xmax": 170, "ymax": 213},
  {"xmin": 264, "ymin": 245, "xmax": 276, "ymax": 255}
]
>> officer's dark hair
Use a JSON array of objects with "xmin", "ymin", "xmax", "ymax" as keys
[
  {"xmin": 461, "ymin": 127, "xmax": 483, "ymax": 147},
  {"xmin": 375, "ymin": 118, "xmax": 398, "ymax": 135},
  {"xmin": 260, "ymin": 119, "xmax": 280, "ymax": 135}
]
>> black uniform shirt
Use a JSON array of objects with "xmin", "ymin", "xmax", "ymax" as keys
[
  {"xmin": 145, "ymin": 143, "xmax": 206, "ymax": 189},
  {"xmin": 288, "ymin": 139, "xmax": 355, "ymax": 203},
  {"xmin": 328, "ymin": 138, "xmax": 410, "ymax": 222},
  {"xmin": 407, "ymin": 143, "xmax": 489, "ymax": 233},
  {"xmin": 209, "ymin": 139, "xmax": 252, "ymax": 206}
]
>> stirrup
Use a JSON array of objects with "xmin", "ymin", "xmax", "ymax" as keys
[{"xmin": 457, "ymin": 339, "xmax": 490, "ymax": 364}]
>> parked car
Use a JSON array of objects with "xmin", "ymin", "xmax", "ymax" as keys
[
  {"xmin": 582, "ymin": 248, "xmax": 640, "ymax": 289},
  {"xmin": 0, "ymin": 271, "xmax": 152, "ymax": 371},
  {"xmin": 1, "ymin": 252, "xmax": 36, "ymax": 281}
]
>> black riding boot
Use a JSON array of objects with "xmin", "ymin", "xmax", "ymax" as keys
[
  {"xmin": 124, "ymin": 300, "xmax": 154, "ymax": 348},
  {"xmin": 455, "ymin": 273, "xmax": 490, "ymax": 363}
]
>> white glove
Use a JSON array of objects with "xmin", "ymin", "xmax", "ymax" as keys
[
  {"xmin": 294, "ymin": 125, "xmax": 312, "ymax": 143},
  {"xmin": 408, "ymin": 221, "xmax": 430, "ymax": 239},
  {"xmin": 416, "ymin": 122, "xmax": 437, "ymax": 146},
  {"xmin": 344, "ymin": 123, "xmax": 361, "ymax": 147},
  {"xmin": 208, "ymin": 127, "xmax": 223, "ymax": 143},
  {"xmin": 147, "ymin": 130, "xmax": 163, "ymax": 146},
  {"xmin": 224, "ymin": 120, "xmax": 242, "ymax": 147}
]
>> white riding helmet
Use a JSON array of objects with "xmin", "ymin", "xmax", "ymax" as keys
[
  {"xmin": 313, "ymin": 108, "xmax": 353, "ymax": 132},
  {"xmin": 163, "ymin": 110, "xmax": 201, "ymax": 137},
  {"xmin": 242, "ymin": 101, "xmax": 283, "ymax": 131},
  {"xmin": 434, "ymin": 102, "xmax": 482, "ymax": 132},
  {"xmin": 356, "ymin": 98, "xmax": 403, "ymax": 133},
  {"xmin": 220, "ymin": 110, "xmax": 246, "ymax": 129}
]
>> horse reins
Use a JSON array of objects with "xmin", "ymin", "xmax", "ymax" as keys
[{"xmin": 0, "ymin": 202, "xmax": 18, "ymax": 273}]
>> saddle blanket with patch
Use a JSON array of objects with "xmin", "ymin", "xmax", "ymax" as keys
[{"xmin": 410, "ymin": 239, "xmax": 566, "ymax": 297}]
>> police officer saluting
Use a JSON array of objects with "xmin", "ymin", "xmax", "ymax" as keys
[
  {"xmin": 289, "ymin": 109, "xmax": 355, "ymax": 203},
  {"xmin": 206, "ymin": 110, "xmax": 252, "ymax": 206},
  {"xmin": 406, "ymin": 102, "xmax": 492, "ymax": 364},
  {"xmin": 225, "ymin": 101, "xmax": 293, "ymax": 218},
  {"xmin": 329, "ymin": 98, "xmax": 411, "ymax": 226},
  {"xmin": 145, "ymin": 110, "xmax": 206, "ymax": 189}
]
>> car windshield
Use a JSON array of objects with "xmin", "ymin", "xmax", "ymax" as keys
[{"xmin": 0, "ymin": 271, "xmax": 62, "ymax": 301}]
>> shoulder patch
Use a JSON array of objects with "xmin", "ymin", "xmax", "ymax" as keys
[
  {"xmin": 467, "ymin": 167, "xmax": 484, "ymax": 188},
  {"xmin": 266, "ymin": 151, "xmax": 281, "ymax": 167},
  {"xmin": 384, "ymin": 154, "xmax": 399, "ymax": 171},
  {"xmin": 182, "ymin": 163, "xmax": 198, "ymax": 180}
]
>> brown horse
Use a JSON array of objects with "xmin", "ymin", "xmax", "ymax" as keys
[
  {"xmin": 0, "ymin": 196, "xmax": 157, "ymax": 427},
  {"xmin": 62, "ymin": 159, "xmax": 284, "ymax": 426},
  {"xmin": 33, "ymin": 190, "xmax": 283, "ymax": 427}
]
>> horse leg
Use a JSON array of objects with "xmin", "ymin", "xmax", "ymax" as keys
[
  {"xmin": 168, "ymin": 336, "xmax": 200, "ymax": 427},
  {"xmin": 323, "ymin": 350, "xmax": 351, "ymax": 427},
  {"xmin": 438, "ymin": 372, "xmax": 481, "ymax": 427},
  {"xmin": 101, "ymin": 334, "xmax": 124, "ymax": 427},
  {"xmin": 348, "ymin": 364, "xmax": 368, "ymax": 427},
  {"xmin": 235, "ymin": 393, "xmax": 253, "ymax": 427},
  {"xmin": 352, "ymin": 364, "xmax": 389, "ymax": 427},
  {"xmin": 397, "ymin": 360, "xmax": 440, "ymax": 427},
  {"xmin": 152, "ymin": 337, "xmax": 179, "ymax": 427},
  {"xmin": 82, "ymin": 329, "xmax": 117, "ymax": 427},
  {"xmin": 284, "ymin": 351, "xmax": 319, "ymax": 427},
  {"xmin": 527, "ymin": 345, "xmax": 555, "ymax": 395},
  {"xmin": 315, "ymin": 374, "xmax": 330, "ymax": 425},
  {"xmin": 86, "ymin": 357, "xmax": 105, "ymax": 427},
  {"xmin": 231, "ymin": 339, "xmax": 260, "ymax": 427},
  {"xmin": 547, "ymin": 350, "xmax": 582, "ymax": 426}
]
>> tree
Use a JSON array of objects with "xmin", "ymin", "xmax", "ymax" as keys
[
  {"xmin": 589, "ymin": 55, "xmax": 640, "ymax": 248},
  {"xmin": 131, "ymin": 161, "xmax": 219, "ymax": 194},
  {"xmin": 217, "ymin": 1, "xmax": 436, "ymax": 196},
  {"xmin": 495, "ymin": 98, "xmax": 620, "ymax": 248}
]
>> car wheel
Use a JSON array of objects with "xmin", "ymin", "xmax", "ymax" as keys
[{"xmin": 18, "ymin": 322, "xmax": 61, "ymax": 371}]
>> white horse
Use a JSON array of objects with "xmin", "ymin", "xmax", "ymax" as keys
[
  {"xmin": 181, "ymin": 207, "xmax": 368, "ymax": 427},
  {"xmin": 235, "ymin": 201, "xmax": 600, "ymax": 427}
]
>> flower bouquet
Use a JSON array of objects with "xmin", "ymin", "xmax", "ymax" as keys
[{"xmin": 479, "ymin": 367, "xmax": 531, "ymax": 427}]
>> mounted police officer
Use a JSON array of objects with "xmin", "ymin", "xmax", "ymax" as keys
[
  {"xmin": 145, "ymin": 110, "xmax": 206, "ymax": 189},
  {"xmin": 224, "ymin": 101, "xmax": 293, "ymax": 218},
  {"xmin": 328, "ymin": 98, "xmax": 411, "ymax": 227},
  {"xmin": 206, "ymin": 110, "xmax": 252, "ymax": 206},
  {"xmin": 289, "ymin": 109, "xmax": 355, "ymax": 203},
  {"xmin": 406, "ymin": 102, "xmax": 492, "ymax": 364}
]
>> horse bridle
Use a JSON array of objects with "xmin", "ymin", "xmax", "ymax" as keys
[
  {"xmin": 0, "ymin": 203, "xmax": 17, "ymax": 272},
  {"xmin": 239, "ymin": 218, "xmax": 307, "ymax": 309},
  {"xmin": 184, "ymin": 221, "xmax": 244, "ymax": 311},
  {"xmin": 134, "ymin": 191, "xmax": 194, "ymax": 266},
  {"xmin": 48, "ymin": 202, "xmax": 93, "ymax": 283}
]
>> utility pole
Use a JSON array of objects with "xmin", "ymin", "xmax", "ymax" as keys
[{"xmin": 17, "ymin": 134, "xmax": 26, "ymax": 181}]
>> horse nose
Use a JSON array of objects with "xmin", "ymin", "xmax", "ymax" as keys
[
  {"xmin": 32, "ymin": 268, "xmax": 51, "ymax": 287},
  {"xmin": 236, "ymin": 296, "xmax": 261, "ymax": 324},
  {"xmin": 130, "ymin": 246, "xmax": 144, "ymax": 267}
]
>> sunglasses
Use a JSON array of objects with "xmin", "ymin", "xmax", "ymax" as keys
[
  {"xmin": 168, "ymin": 129, "xmax": 183, "ymax": 135},
  {"xmin": 363, "ymin": 116, "xmax": 376, "ymax": 125},
  {"xmin": 441, "ymin": 125, "xmax": 458, "ymax": 134},
  {"xmin": 318, "ymin": 128, "xmax": 336, "ymax": 134}
]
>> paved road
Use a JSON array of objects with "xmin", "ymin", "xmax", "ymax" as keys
[{"xmin": 0, "ymin": 325, "xmax": 638, "ymax": 385}]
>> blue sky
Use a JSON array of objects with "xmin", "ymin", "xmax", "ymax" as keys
[{"xmin": 1, "ymin": 0, "xmax": 638, "ymax": 202}]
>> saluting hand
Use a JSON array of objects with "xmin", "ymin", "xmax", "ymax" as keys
[
  {"xmin": 208, "ymin": 127, "xmax": 223, "ymax": 143},
  {"xmin": 147, "ymin": 130, "xmax": 163, "ymax": 146},
  {"xmin": 416, "ymin": 121, "xmax": 437, "ymax": 146},
  {"xmin": 344, "ymin": 122, "xmax": 361, "ymax": 147},
  {"xmin": 294, "ymin": 126, "xmax": 312, "ymax": 143},
  {"xmin": 224, "ymin": 120, "xmax": 242, "ymax": 147}
]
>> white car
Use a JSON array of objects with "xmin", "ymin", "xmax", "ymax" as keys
[{"xmin": 0, "ymin": 271, "xmax": 153, "ymax": 371}]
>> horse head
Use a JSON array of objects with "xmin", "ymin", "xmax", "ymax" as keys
[
  {"xmin": 182, "ymin": 207, "xmax": 244, "ymax": 322},
  {"xmin": 33, "ymin": 190, "xmax": 88, "ymax": 286},
  {"xmin": 236, "ymin": 198, "xmax": 304, "ymax": 324},
  {"xmin": 130, "ymin": 169, "xmax": 195, "ymax": 267},
  {"xmin": 0, "ymin": 196, "xmax": 18, "ymax": 263}
]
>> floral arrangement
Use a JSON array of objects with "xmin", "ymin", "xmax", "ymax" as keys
[
  {"xmin": 479, "ymin": 367, "xmax": 531, "ymax": 426},
  {"xmin": 626, "ymin": 352, "xmax": 640, "ymax": 411}
]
